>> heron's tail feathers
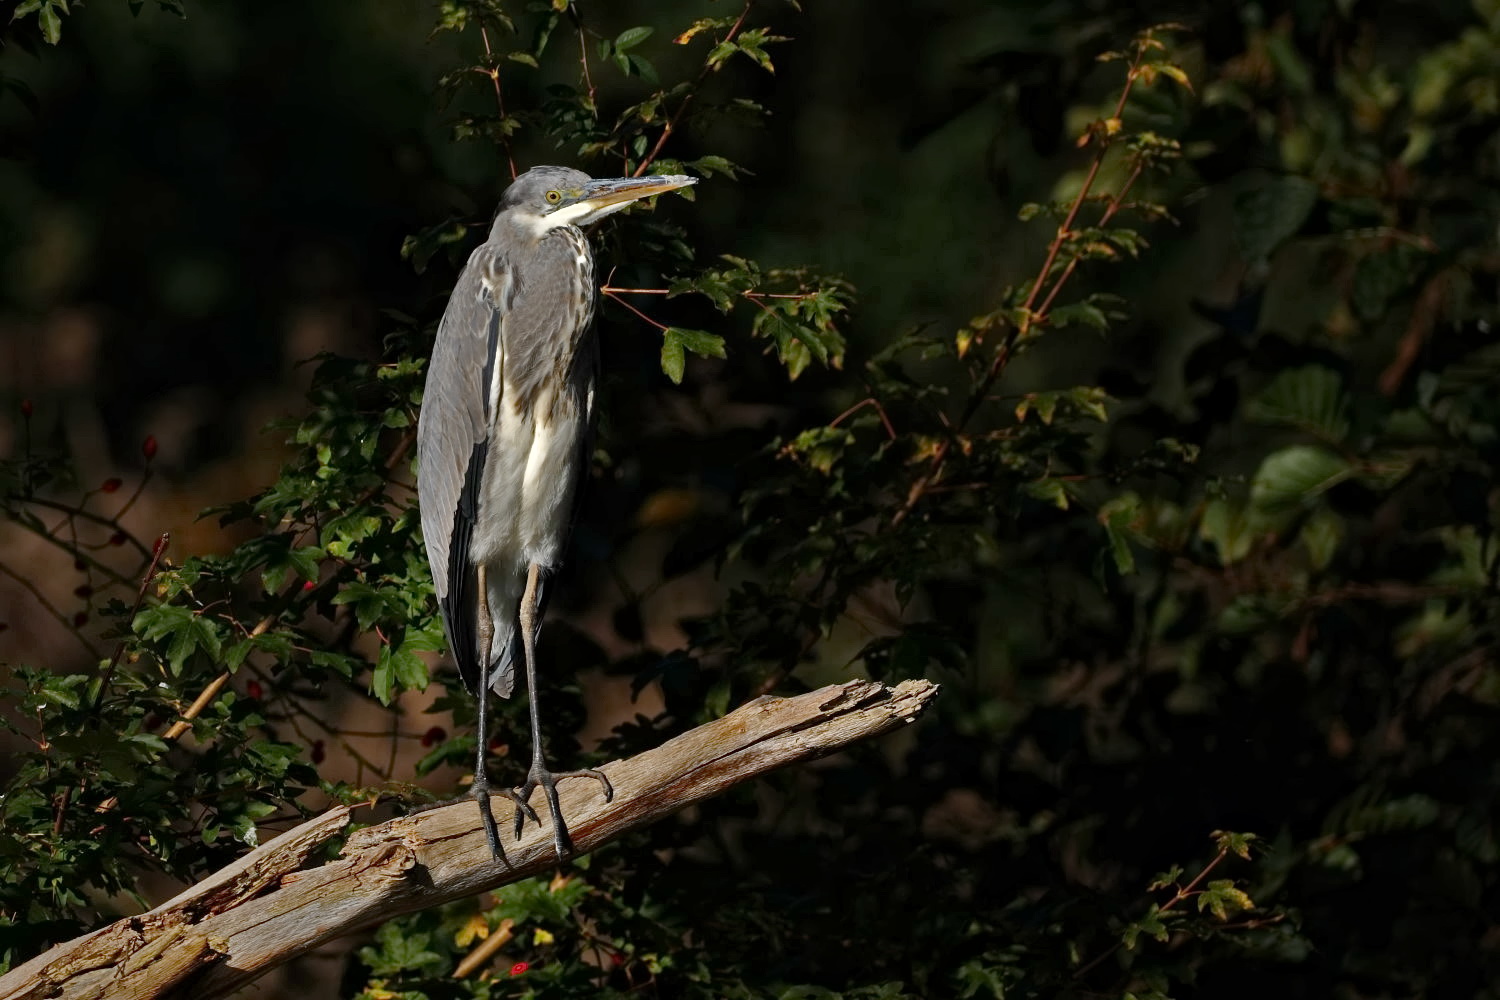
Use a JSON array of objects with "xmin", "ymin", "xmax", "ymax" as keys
[{"xmin": 485, "ymin": 625, "xmax": 519, "ymax": 698}]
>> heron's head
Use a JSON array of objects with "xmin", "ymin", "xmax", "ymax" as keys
[{"xmin": 497, "ymin": 165, "xmax": 697, "ymax": 237}]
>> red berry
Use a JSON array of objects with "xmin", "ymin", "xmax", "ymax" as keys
[
  {"xmin": 142, "ymin": 435, "xmax": 158, "ymax": 460},
  {"xmin": 421, "ymin": 726, "xmax": 446, "ymax": 747},
  {"xmin": 72, "ymin": 612, "xmax": 88, "ymax": 627},
  {"xmin": 510, "ymin": 962, "xmax": 529, "ymax": 976},
  {"xmin": 301, "ymin": 580, "xmax": 316, "ymax": 592},
  {"xmin": 109, "ymin": 532, "xmax": 128, "ymax": 546},
  {"xmin": 19, "ymin": 399, "xmax": 33, "ymax": 418},
  {"xmin": 311, "ymin": 740, "xmax": 326, "ymax": 764},
  {"xmin": 611, "ymin": 953, "xmax": 624, "ymax": 967},
  {"xmin": 101, "ymin": 478, "xmax": 122, "ymax": 493},
  {"xmin": 246, "ymin": 681, "xmax": 264, "ymax": 700},
  {"xmin": 73, "ymin": 584, "xmax": 93, "ymax": 599}
]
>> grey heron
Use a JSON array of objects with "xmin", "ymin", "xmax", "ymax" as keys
[{"xmin": 417, "ymin": 165, "xmax": 697, "ymax": 861}]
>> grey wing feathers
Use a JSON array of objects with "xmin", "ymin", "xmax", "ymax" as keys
[{"xmin": 417, "ymin": 244, "xmax": 508, "ymax": 697}]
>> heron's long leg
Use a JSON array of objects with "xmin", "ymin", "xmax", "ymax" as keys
[
  {"xmin": 513, "ymin": 561, "xmax": 614, "ymax": 860},
  {"xmin": 470, "ymin": 564, "xmax": 505, "ymax": 860},
  {"xmin": 470, "ymin": 567, "xmax": 540, "ymax": 859}
]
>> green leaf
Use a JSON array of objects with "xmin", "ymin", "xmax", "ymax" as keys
[
  {"xmin": 378, "ymin": 641, "xmax": 429, "ymax": 695},
  {"xmin": 1248, "ymin": 366, "xmax": 1350, "ymax": 442},
  {"xmin": 31, "ymin": 673, "xmax": 89, "ymax": 710},
  {"xmin": 38, "ymin": 3, "xmax": 64, "ymax": 45},
  {"xmin": 706, "ymin": 40, "xmax": 739, "ymax": 70},
  {"xmin": 1123, "ymin": 904, "xmax": 1170, "ymax": 949},
  {"xmin": 1047, "ymin": 301, "xmax": 1109, "ymax": 331},
  {"xmin": 330, "ymin": 580, "xmax": 391, "ymax": 631},
  {"xmin": 134, "ymin": 604, "xmax": 223, "ymax": 675},
  {"xmin": 1249, "ymin": 445, "xmax": 1352, "ymax": 513},
  {"xmin": 1147, "ymin": 865, "xmax": 1184, "ymax": 891},
  {"xmin": 399, "ymin": 217, "xmax": 469, "ymax": 274},
  {"xmin": 615, "ymin": 25, "xmax": 653, "ymax": 51},
  {"xmin": 688, "ymin": 154, "xmax": 743, "ymax": 179},
  {"xmin": 660, "ymin": 327, "xmax": 726, "ymax": 383},
  {"xmin": 1264, "ymin": 30, "xmax": 1313, "ymax": 94},
  {"xmin": 1198, "ymin": 879, "xmax": 1255, "ymax": 920},
  {"xmin": 1233, "ymin": 176, "xmax": 1318, "ymax": 262},
  {"xmin": 1213, "ymin": 830, "xmax": 1259, "ymax": 860},
  {"xmin": 1100, "ymin": 493, "xmax": 1144, "ymax": 573},
  {"xmin": 660, "ymin": 333, "xmax": 685, "ymax": 384},
  {"xmin": 1025, "ymin": 477, "xmax": 1070, "ymax": 510},
  {"xmin": 358, "ymin": 921, "xmax": 447, "ymax": 977},
  {"xmin": 1200, "ymin": 498, "xmax": 1254, "ymax": 565},
  {"xmin": 1014, "ymin": 392, "xmax": 1058, "ymax": 425},
  {"xmin": 1352, "ymin": 244, "xmax": 1424, "ymax": 320},
  {"xmin": 783, "ymin": 426, "xmax": 854, "ymax": 475},
  {"xmin": 1300, "ymin": 507, "xmax": 1343, "ymax": 569},
  {"xmin": 673, "ymin": 15, "xmax": 738, "ymax": 46},
  {"xmin": 371, "ymin": 650, "xmax": 395, "ymax": 705}
]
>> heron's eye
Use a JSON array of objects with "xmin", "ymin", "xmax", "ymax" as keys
[{"xmin": 545, "ymin": 190, "xmax": 562, "ymax": 204}]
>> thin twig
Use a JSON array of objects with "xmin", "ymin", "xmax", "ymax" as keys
[
  {"xmin": 0, "ymin": 558, "xmax": 101, "ymax": 660},
  {"xmin": 8, "ymin": 512, "xmax": 134, "ymax": 587},
  {"xmin": 1072, "ymin": 846, "xmax": 1232, "ymax": 982},
  {"xmin": 478, "ymin": 26, "xmax": 518, "ymax": 181},
  {"xmin": 44, "ymin": 530, "xmax": 168, "ymax": 826},
  {"xmin": 598, "ymin": 284, "xmax": 818, "ymax": 339},
  {"xmin": 114, "ymin": 467, "xmax": 154, "ymax": 521},
  {"xmin": 1034, "ymin": 161, "xmax": 1145, "ymax": 318},
  {"xmin": 633, "ymin": 0, "xmax": 754, "ymax": 176},
  {"xmin": 1379, "ymin": 268, "xmax": 1449, "ymax": 396},
  {"xmin": 569, "ymin": 5, "xmax": 596, "ymax": 108},
  {"xmin": 455, "ymin": 918, "xmax": 516, "ymax": 978},
  {"xmin": 828, "ymin": 397, "xmax": 897, "ymax": 440},
  {"xmin": 890, "ymin": 41, "xmax": 1154, "ymax": 529},
  {"xmin": 259, "ymin": 667, "xmax": 392, "ymax": 783},
  {"xmin": 23, "ymin": 496, "xmax": 152, "ymax": 561},
  {"xmin": 602, "ymin": 283, "xmax": 818, "ymax": 303},
  {"xmin": 50, "ymin": 785, "xmax": 72, "ymax": 837},
  {"xmin": 603, "ymin": 289, "xmax": 671, "ymax": 331},
  {"xmin": 91, "ymin": 533, "xmax": 170, "ymax": 713}
]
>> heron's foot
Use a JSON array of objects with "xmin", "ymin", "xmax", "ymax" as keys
[
  {"xmin": 513, "ymin": 763, "xmax": 615, "ymax": 860},
  {"xmin": 471, "ymin": 772, "xmax": 539, "ymax": 861}
]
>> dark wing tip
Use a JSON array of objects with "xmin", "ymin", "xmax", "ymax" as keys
[{"xmin": 441, "ymin": 441, "xmax": 488, "ymax": 695}]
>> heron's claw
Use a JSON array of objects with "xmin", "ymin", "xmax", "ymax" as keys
[
  {"xmin": 471, "ymin": 772, "xmax": 539, "ymax": 862},
  {"xmin": 513, "ymin": 764, "xmax": 614, "ymax": 860}
]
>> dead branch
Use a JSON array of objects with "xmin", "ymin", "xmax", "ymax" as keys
[{"xmin": 0, "ymin": 678, "xmax": 938, "ymax": 1000}]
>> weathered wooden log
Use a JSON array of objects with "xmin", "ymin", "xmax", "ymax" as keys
[{"xmin": 0, "ymin": 678, "xmax": 938, "ymax": 1000}]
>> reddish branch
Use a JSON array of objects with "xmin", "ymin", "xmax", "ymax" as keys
[
  {"xmin": 891, "ymin": 40, "xmax": 1159, "ymax": 528},
  {"xmin": 632, "ymin": 0, "xmax": 754, "ymax": 177}
]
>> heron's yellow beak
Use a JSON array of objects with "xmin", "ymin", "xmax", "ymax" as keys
[{"xmin": 576, "ymin": 174, "xmax": 697, "ymax": 213}]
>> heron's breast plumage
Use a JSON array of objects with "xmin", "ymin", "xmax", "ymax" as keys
[{"xmin": 471, "ymin": 226, "xmax": 597, "ymax": 574}]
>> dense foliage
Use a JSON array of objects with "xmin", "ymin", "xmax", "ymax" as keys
[{"xmin": 2, "ymin": 0, "xmax": 1498, "ymax": 997}]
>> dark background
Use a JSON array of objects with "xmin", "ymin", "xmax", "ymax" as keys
[{"xmin": 2, "ymin": 1, "xmax": 1498, "ymax": 997}]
